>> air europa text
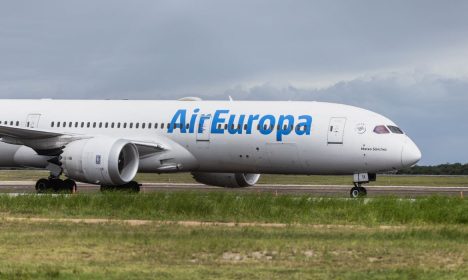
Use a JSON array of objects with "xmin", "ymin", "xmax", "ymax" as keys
[{"xmin": 168, "ymin": 109, "xmax": 312, "ymax": 141}]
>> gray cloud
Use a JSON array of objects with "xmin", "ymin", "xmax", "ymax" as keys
[
  {"xmin": 220, "ymin": 72, "xmax": 468, "ymax": 164},
  {"xmin": 0, "ymin": 1, "xmax": 467, "ymax": 164}
]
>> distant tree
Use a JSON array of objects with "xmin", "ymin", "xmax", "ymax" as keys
[{"xmin": 397, "ymin": 163, "xmax": 468, "ymax": 175}]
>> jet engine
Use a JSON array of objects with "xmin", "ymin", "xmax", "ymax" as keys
[
  {"xmin": 191, "ymin": 172, "xmax": 260, "ymax": 188},
  {"xmin": 61, "ymin": 137, "xmax": 139, "ymax": 185}
]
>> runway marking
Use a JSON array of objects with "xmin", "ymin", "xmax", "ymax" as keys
[{"xmin": 1, "ymin": 216, "xmax": 408, "ymax": 230}]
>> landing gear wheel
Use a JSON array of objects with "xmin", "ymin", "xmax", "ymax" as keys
[
  {"xmin": 350, "ymin": 184, "xmax": 367, "ymax": 198},
  {"xmin": 35, "ymin": 178, "xmax": 50, "ymax": 193},
  {"xmin": 100, "ymin": 181, "xmax": 141, "ymax": 193},
  {"xmin": 35, "ymin": 178, "xmax": 77, "ymax": 193},
  {"xmin": 63, "ymin": 179, "xmax": 77, "ymax": 193},
  {"xmin": 128, "ymin": 181, "xmax": 141, "ymax": 192}
]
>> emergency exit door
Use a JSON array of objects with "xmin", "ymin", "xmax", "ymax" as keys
[
  {"xmin": 26, "ymin": 114, "xmax": 41, "ymax": 129},
  {"xmin": 327, "ymin": 117, "xmax": 346, "ymax": 144}
]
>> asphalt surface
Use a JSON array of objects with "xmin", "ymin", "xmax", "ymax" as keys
[{"xmin": 0, "ymin": 181, "xmax": 467, "ymax": 197}]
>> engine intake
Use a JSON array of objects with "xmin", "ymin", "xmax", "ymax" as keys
[
  {"xmin": 192, "ymin": 172, "xmax": 260, "ymax": 188},
  {"xmin": 61, "ymin": 137, "xmax": 139, "ymax": 185}
]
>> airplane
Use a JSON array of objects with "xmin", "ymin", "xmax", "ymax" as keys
[{"xmin": 0, "ymin": 98, "xmax": 421, "ymax": 197}]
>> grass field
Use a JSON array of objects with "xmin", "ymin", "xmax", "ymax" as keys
[
  {"xmin": 1, "ymin": 170, "xmax": 468, "ymax": 186},
  {"xmin": 0, "ymin": 192, "xmax": 467, "ymax": 279},
  {"xmin": 1, "ymin": 193, "xmax": 467, "ymax": 225},
  {"xmin": 0, "ymin": 221, "xmax": 466, "ymax": 279}
]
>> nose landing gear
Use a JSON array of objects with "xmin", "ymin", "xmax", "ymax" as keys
[
  {"xmin": 350, "ymin": 183, "xmax": 367, "ymax": 198},
  {"xmin": 350, "ymin": 173, "xmax": 376, "ymax": 198}
]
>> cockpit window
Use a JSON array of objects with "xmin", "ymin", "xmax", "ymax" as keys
[
  {"xmin": 388, "ymin": 125, "xmax": 404, "ymax": 134},
  {"xmin": 373, "ymin": 125, "xmax": 390, "ymax": 134}
]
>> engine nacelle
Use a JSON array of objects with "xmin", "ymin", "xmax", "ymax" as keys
[
  {"xmin": 61, "ymin": 137, "xmax": 139, "ymax": 185},
  {"xmin": 192, "ymin": 172, "xmax": 261, "ymax": 188}
]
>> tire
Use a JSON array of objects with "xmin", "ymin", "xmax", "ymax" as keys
[
  {"xmin": 350, "ymin": 186, "xmax": 367, "ymax": 198},
  {"xmin": 63, "ymin": 179, "xmax": 77, "ymax": 193},
  {"xmin": 35, "ymin": 179, "xmax": 50, "ymax": 193}
]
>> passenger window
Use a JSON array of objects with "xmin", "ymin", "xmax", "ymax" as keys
[
  {"xmin": 57, "ymin": 122, "xmax": 61, "ymax": 128},
  {"xmin": 388, "ymin": 125, "xmax": 404, "ymax": 134},
  {"xmin": 224, "ymin": 124, "xmax": 228, "ymax": 129},
  {"xmin": 136, "ymin": 123, "xmax": 139, "ymax": 129},
  {"xmin": 111, "ymin": 123, "xmax": 114, "ymax": 128},
  {"xmin": 69, "ymin": 122, "xmax": 72, "ymax": 127},
  {"xmin": 93, "ymin": 122, "xmax": 96, "ymax": 128},
  {"xmin": 81, "ymin": 122, "xmax": 84, "ymax": 128},
  {"xmin": 123, "ymin": 123, "xmax": 127, "ymax": 128},
  {"xmin": 130, "ymin": 123, "xmax": 133, "ymax": 129},
  {"xmin": 62, "ymin": 122, "xmax": 66, "ymax": 127},
  {"xmin": 10, "ymin": 121, "xmax": 13, "ymax": 126},
  {"xmin": 161, "ymin": 123, "xmax": 165, "ymax": 129},
  {"xmin": 87, "ymin": 122, "xmax": 90, "ymax": 128},
  {"xmin": 51, "ymin": 122, "xmax": 54, "ymax": 127},
  {"xmin": 99, "ymin": 122, "xmax": 102, "ymax": 128},
  {"xmin": 373, "ymin": 125, "xmax": 390, "ymax": 134},
  {"xmin": 117, "ymin": 123, "xmax": 120, "ymax": 128},
  {"xmin": 155, "ymin": 123, "xmax": 158, "ymax": 129},
  {"xmin": 244, "ymin": 124, "xmax": 248, "ymax": 130},
  {"xmin": 75, "ymin": 122, "xmax": 78, "ymax": 128},
  {"xmin": 105, "ymin": 122, "xmax": 108, "ymax": 128},
  {"xmin": 148, "ymin": 123, "xmax": 152, "ymax": 129},
  {"xmin": 167, "ymin": 123, "xmax": 171, "ymax": 129},
  {"xmin": 186, "ymin": 123, "xmax": 190, "ymax": 130}
]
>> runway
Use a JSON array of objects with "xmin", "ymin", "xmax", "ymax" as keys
[{"xmin": 0, "ymin": 181, "xmax": 467, "ymax": 197}]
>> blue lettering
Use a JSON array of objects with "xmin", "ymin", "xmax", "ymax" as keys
[
  {"xmin": 276, "ymin": 115, "xmax": 295, "ymax": 141},
  {"xmin": 296, "ymin": 115, "xmax": 312, "ymax": 135},
  {"xmin": 227, "ymin": 114, "xmax": 245, "ymax": 134},
  {"xmin": 168, "ymin": 109, "xmax": 187, "ymax": 133},
  {"xmin": 211, "ymin": 109, "xmax": 229, "ymax": 134},
  {"xmin": 245, "ymin": 114, "xmax": 259, "ymax": 134},
  {"xmin": 198, "ymin": 114, "xmax": 211, "ymax": 133},
  {"xmin": 258, "ymin": 115, "xmax": 275, "ymax": 135},
  {"xmin": 189, "ymin": 108, "xmax": 200, "ymax": 133},
  {"xmin": 168, "ymin": 109, "xmax": 313, "ymax": 141}
]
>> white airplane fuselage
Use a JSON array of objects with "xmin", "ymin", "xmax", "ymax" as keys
[{"xmin": 0, "ymin": 99, "xmax": 421, "ymax": 178}]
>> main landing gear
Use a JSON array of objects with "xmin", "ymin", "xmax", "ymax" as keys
[
  {"xmin": 35, "ymin": 178, "xmax": 77, "ymax": 193},
  {"xmin": 100, "ymin": 181, "xmax": 141, "ymax": 193},
  {"xmin": 349, "ymin": 173, "xmax": 376, "ymax": 198}
]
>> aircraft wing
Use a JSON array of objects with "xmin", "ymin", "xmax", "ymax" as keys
[
  {"xmin": 0, "ymin": 124, "xmax": 167, "ymax": 158},
  {"xmin": 0, "ymin": 125, "xmax": 64, "ymax": 139}
]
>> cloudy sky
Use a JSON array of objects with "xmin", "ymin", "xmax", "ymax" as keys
[{"xmin": 1, "ymin": 0, "xmax": 467, "ymax": 164}]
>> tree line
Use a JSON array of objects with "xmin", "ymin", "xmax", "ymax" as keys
[{"xmin": 397, "ymin": 163, "xmax": 468, "ymax": 175}]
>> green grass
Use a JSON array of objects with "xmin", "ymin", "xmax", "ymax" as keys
[
  {"xmin": 0, "ymin": 192, "xmax": 467, "ymax": 225},
  {"xmin": 0, "ymin": 192, "xmax": 467, "ymax": 279},
  {"xmin": 0, "ymin": 221, "xmax": 466, "ymax": 279},
  {"xmin": 1, "ymin": 170, "xmax": 468, "ymax": 186}
]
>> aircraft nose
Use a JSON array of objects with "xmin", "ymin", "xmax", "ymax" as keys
[{"xmin": 401, "ymin": 138, "xmax": 422, "ymax": 167}]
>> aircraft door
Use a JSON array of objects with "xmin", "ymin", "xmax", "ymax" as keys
[
  {"xmin": 327, "ymin": 117, "xmax": 346, "ymax": 144},
  {"xmin": 26, "ymin": 114, "xmax": 41, "ymax": 129},
  {"xmin": 196, "ymin": 114, "xmax": 212, "ymax": 141}
]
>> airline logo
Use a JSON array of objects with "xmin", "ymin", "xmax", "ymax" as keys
[{"xmin": 168, "ymin": 109, "xmax": 312, "ymax": 141}]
